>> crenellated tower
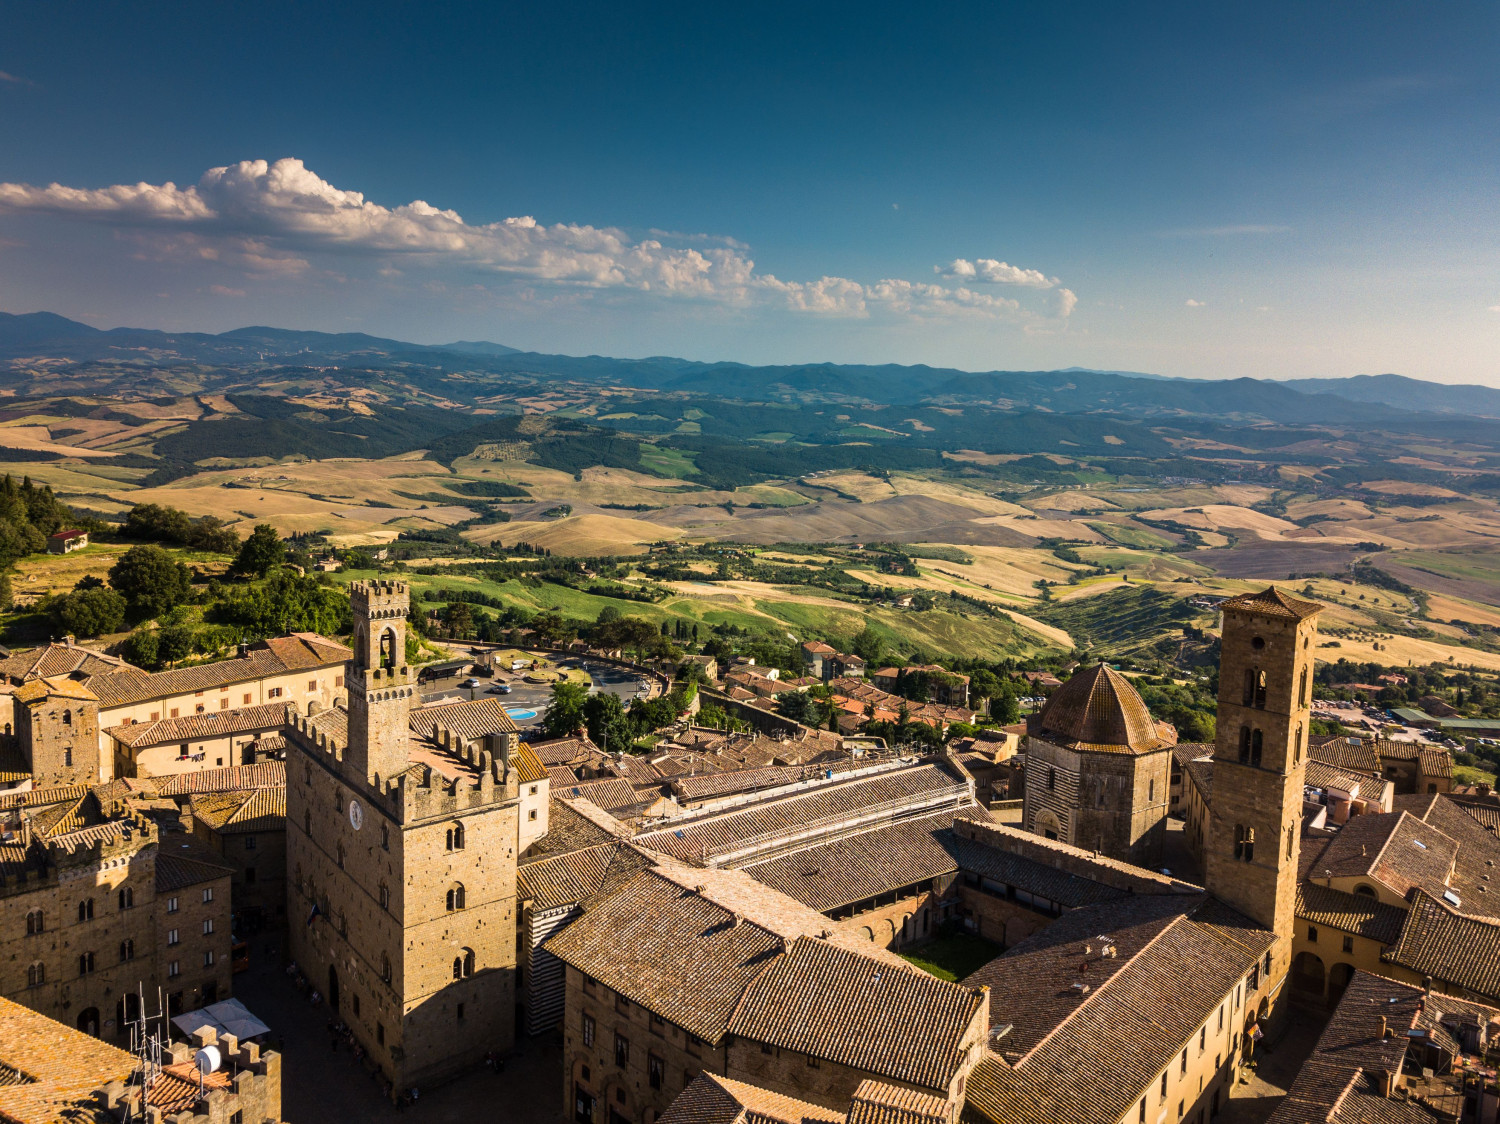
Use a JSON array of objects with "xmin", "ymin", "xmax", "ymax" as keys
[
  {"xmin": 1204, "ymin": 586, "xmax": 1322, "ymax": 1004},
  {"xmin": 346, "ymin": 580, "xmax": 414, "ymax": 785}
]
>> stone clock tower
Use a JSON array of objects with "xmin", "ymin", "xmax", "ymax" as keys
[{"xmin": 286, "ymin": 581, "xmax": 523, "ymax": 1089}]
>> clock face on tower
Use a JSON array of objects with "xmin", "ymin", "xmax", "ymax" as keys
[{"xmin": 348, "ymin": 799, "xmax": 364, "ymax": 831}]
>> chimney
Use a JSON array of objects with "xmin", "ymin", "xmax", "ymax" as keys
[
  {"xmin": 1377, "ymin": 1069, "xmax": 1394, "ymax": 1098},
  {"xmin": 1378, "ymin": 1015, "xmax": 1388, "ymax": 1039}
]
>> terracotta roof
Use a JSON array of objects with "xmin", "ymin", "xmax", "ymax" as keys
[
  {"xmin": 0, "ymin": 642, "xmax": 131, "ymax": 685},
  {"xmin": 1295, "ymin": 881, "xmax": 1406, "ymax": 945},
  {"xmin": 520, "ymin": 798, "xmax": 625, "ymax": 865},
  {"xmin": 1384, "ymin": 890, "xmax": 1500, "ymax": 1002},
  {"xmin": 531, "ymin": 735, "xmax": 609, "ymax": 769},
  {"xmin": 514, "ymin": 742, "xmax": 548, "ymax": 785},
  {"xmin": 1418, "ymin": 746, "xmax": 1453, "ymax": 778},
  {"xmin": 85, "ymin": 634, "xmax": 348, "ymax": 708},
  {"xmin": 635, "ymin": 762, "xmax": 970, "ymax": 863},
  {"xmin": 0, "ymin": 996, "xmax": 136, "ymax": 1124},
  {"xmin": 846, "ymin": 1081, "xmax": 950, "ymax": 1124},
  {"xmin": 153, "ymin": 760, "xmax": 286, "ymax": 796},
  {"xmin": 966, "ymin": 896, "xmax": 1274, "ymax": 1124},
  {"xmin": 189, "ymin": 787, "xmax": 286, "ymax": 834},
  {"xmin": 658, "ymin": 1073, "xmax": 843, "ymax": 1124},
  {"xmin": 147, "ymin": 1061, "xmax": 234, "ymax": 1114},
  {"xmin": 1267, "ymin": 971, "xmax": 1495, "ymax": 1124},
  {"xmin": 1304, "ymin": 759, "xmax": 1369, "ymax": 794},
  {"xmin": 742, "ymin": 809, "xmax": 989, "ymax": 913},
  {"xmin": 516, "ymin": 840, "xmax": 655, "ymax": 912},
  {"xmin": 409, "ymin": 696, "xmax": 520, "ymax": 742},
  {"xmin": 1218, "ymin": 585, "xmax": 1323, "ymax": 621},
  {"xmin": 1170, "ymin": 742, "xmax": 1213, "ymax": 767},
  {"xmin": 1310, "ymin": 737, "xmax": 1382, "ymax": 778},
  {"xmin": 1396, "ymin": 792, "xmax": 1500, "ymax": 908},
  {"xmin": 728, "ymin": 937, "xmax": 983, "ymax": 1090},
  {"xmin": 0, "ymin": 782, "xmax": 90, "ymax": 811},
  {"xmin": 1029, "ymin": 664, "xmax": 1173, "ymax": 755},
  {"xmin": 547, "ymin": 765, "xmax": 581, "ymax": 786},
  {"xmin": 557, "ymin": 776, "xmax": 639, "ymax": 812},
  {"xmin": 155, "ymin": 849, "xmax": 234, "ymax": 892},
  {"xmin": 947, "ymin": 834, "xmax": 1128, "ymax": 910},
  {"xmin": 13, "ymin": 675, "xmax": 98, "ymax": 704},
  {"xmin": 107, "ymin": 701, "xmax": 293, "ymax": 747},
  {"xmin": 1314, "ymin": 811, "xmax": 1460, "ymax": 901}
]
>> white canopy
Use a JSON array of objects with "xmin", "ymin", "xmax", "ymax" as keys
[{"xmin": 171, "ymin": 997, "xmax": 271, "ymax": 1042}]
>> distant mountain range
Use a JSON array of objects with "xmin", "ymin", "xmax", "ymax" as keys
[{"xmin": 1, "ymin": 309, "xmax": 1497, "ymax": 425}]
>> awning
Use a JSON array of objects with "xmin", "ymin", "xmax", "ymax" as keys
[{"xmin": 171, "ymin": 997, "xmax": 271, "ymax": 1042}]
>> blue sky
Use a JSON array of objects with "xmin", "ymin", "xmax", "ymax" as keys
[{"xmin": 1, "ymin": 2, "xmax": 1498, "ymax": 382}]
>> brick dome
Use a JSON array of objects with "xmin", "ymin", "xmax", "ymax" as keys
[{"xmin": 1031, "ymin": 664, "xmax": 1174, "ymax": 754}]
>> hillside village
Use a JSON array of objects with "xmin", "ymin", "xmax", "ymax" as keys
[{"xmin": 2, "ymin": 578, "xmax": 1500, "ymax": 1124}]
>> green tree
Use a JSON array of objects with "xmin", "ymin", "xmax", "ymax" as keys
[
  {"xmin": 205, "ymin": 570, "xmax": 349, "ymax": 636},
  {"xmin": 50, "ymin": 587, "xmax": 127, "ymax": 639},
  {"xmin": 109, "ymin": 544, "xmax": 191, "ymax": 620},
  {"xmin": 121, "ymin": 627, "xmax": 161, "ymax": 671},
  {"xmin": 543, "ymin": 680, "xmax": 590, "ymax": 738},
  {"xmin": 233, "ymin": 524, "xmax": 285, "ymax": 578},
  {"xmin": 444, "ymin": 601, "xmax": 474, "ymax": 637},
  {"xmin": 157, "ymin": 623, "xmax": 195, "ymax": 666},
  {"xmin": 851, "ymin": 626, "xmax": 885, "ymax": 665}
]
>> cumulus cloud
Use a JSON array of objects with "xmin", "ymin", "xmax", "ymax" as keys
[
  {"xmin": 1186, "ymin": 298, "xmax": 1207, "ymax": 307},
  {"xmin": 0, "ymin": 157, "xmax": 1076, "ymax": 322},
  {"xmin": 936, "ymin": 257, "xmax": 1058, "ymax": 289}
]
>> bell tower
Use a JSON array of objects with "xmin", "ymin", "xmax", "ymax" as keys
[
  {"xmin": 346, "ymin": 580, "xmax": 414, "ymax": 785},
  {"xmin": 1205, "ymin": 586, "xmax": 1322, "ymax": 985}
]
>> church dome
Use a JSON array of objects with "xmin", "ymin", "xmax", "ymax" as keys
[{"xmin": 1030, "ymin": 664, "xmax": 1174, "ymax": 754}]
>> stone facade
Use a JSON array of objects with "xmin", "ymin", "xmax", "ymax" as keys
[
  {"xmin": 286, "ymin": 580, "xmax": 523, "ymax": 1090},
  {"xmin": 15, "ymin": 678, "xmax": 101, "ymax": 787},
  {"xmin": 1202, "ymin": 589, "xmax": 1321, "ymax": 1028},
  {"xmin": 155, "ymin": 856, "xmax": 235, "ymax": 1016},
  {"xmin": 1022, "ymin": 737, "xmax": 1172, "ymax": 863}
]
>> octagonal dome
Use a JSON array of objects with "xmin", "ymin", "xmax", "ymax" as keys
[{"xmin": 1030, "ymin": 664, "xmax": 1174, "ymax": 754}]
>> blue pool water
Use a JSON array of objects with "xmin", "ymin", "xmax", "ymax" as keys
[{"xmin": 505, "ymin": 708, "xmax": 539, "ymax": 721}]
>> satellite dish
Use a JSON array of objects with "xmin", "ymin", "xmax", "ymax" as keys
[{"xmin": 195, "ymin": 1046, "xmax": 221, "ymax": 1075}]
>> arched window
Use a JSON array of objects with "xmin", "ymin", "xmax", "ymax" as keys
[
  {"xmin": 1354, "ymin": 884, "xmax": 1377, "ymax": 898},
  {"xmin": 447, "ymin": 821, "xmax": 465, "ymax": 851},
  {"xmin": 26, "ymin": 962, "xmax": 44, "ymax": 987},
  {"xmin": 1286, "ymin": 824, "xmax": 1295, "ymax": 859},
  {"xmin": 118, "ymin": 887, "xmax": 133, "ymax": 910},
  {"xmin": 453, "ymin": 956, "xmax": 463, "ymax": 980},
  {"xmin": 1047, "ymin": 767, "xmax": 1056, "ymax": 791},
  {"xmin": 1234, "ymin": 825, "xmax": 1255, "ymax": 862},
  {"xmin": 78, "ymin": 899, "xmax": 94, "ymax": 923},
  {"xmin": 1294, "ymin": 724, "xmax": 1303, "ymax": 765},
  {"xmin": 195, "ymin": 704, "xmax": 205, "ymax": 714},
  {"xmin": 1298, "ymin": 668, "xmax": 1309, "ymax": 707},
  {"xmin": 379, "ymin": 628, "xmax": 397, "ymax": 670},
  {"xmin": 446, "ymin": 883, "xmax": 466, "ymax": 912},
  {"xmin": 25, "ymin": 909, "xmax": 43, "ymax": 935},
  {"xmin": 463, "ymin": 948, "xmax": 475, "ymax": 977},
  {"xmin": 62, "ymin": 709, "xmax": 72, "ymax": 726},
  {"xmin": 379, "ymin": 882, "xmax": 390, "ymax": 910},
  {"xmin": 382, "ymin": 954, "xmax": 392, "ymax": 983},
  {"xmin": 1238, "ymin": 727, "xmax": 1251, "ymax": 764},
  {"xmin": 119, "ymin": 939, "xmax": 135, "ymax": 962},
  {"xmin": 64, "ymin": 748, "xmax": 72, "ymax": 767},
  {"xmin": 1250, "ymin": 730, "xmax": 1263, "ymax": 768}
]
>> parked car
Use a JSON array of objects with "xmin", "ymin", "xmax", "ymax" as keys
[{"xmin": 462, "ymin": 677, "xmax": 481, "ymax": 688}]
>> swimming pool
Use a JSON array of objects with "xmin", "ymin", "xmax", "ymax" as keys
[{"xmin": 505, "ymin": 708, "xmax": 539, "ymax": 721}]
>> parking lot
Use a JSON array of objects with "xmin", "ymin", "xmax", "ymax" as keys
[{"xmin": 418, "ymin": 650, "xmax": 653, "ymax": 734}]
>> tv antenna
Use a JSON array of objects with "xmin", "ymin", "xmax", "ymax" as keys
[{"xmin": 125, "ymin": 984, "xmax": 169, "ymax": 1122}]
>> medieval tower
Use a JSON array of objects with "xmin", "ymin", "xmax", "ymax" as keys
[
  {"xmin": 15, "ymin": 677, "xmax": 103, "ymax": 786},
  {"xmin": 1204, "ymin": 586, "xmax": 1322, "ymax": 1011},
  {"xmin": 286, "ymin": 580, "xmax": 522, "ymax": 1089}
]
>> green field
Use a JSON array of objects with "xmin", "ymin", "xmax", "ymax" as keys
[
  {"xmin": 1087, "ymin": 521, "xmax": 1178, "ymax": 550},
  {"xmin": 638, "ymin": 445, "xmax": 699, "ymax": 478}
]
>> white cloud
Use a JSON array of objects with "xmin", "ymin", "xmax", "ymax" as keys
[
  {"xmin": 936, "ymin": 258, "xmax": 1057, "ymax": 289},
  {"xmin": 209, "ymin": 284, "xmax": 246, "ymax": 297},
  {"xmin": 0, "ymin": 158, "xmax": 1077, "ymax": 323},
  {"xmin": 1186, "ymin": 298, "xmax": 1207, "ymax": 307}
]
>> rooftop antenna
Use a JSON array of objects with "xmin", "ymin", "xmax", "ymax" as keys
[{"xmin": 126, "ymin": 984, "xmax": 168, "ymax": 1123}]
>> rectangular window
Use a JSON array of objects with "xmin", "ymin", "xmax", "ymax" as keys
[
  {"xmin": 220, "ymin": 699, "xmax": 229, "ymax": 710},
  {"xmin": 150, "ymin": 712, "xmax": 159, "ymax": 722},
  {"xmin": 1199, "ymin": 1027, "xmax": 1205, "ymax": 1052},
  {"xmin": 203, "ymin": 919, "xmax": 214, "ymax": 935},
  {"xmin": 243, "ymin": 694, "xmax": 252, "ymax": 705},
  {"xmin": 204, "ymin": 950, "xmax": 215, "ymax": 967},
  {"xmin": 167, "ymin": 896, "xmax": 179, "ymax": 913},
  {"xmin": 203, "ymin": 888, "xmax": 214, "ymax": 903},
  {"xmin": 335, "ymin": 675, "xmax": 344, "ymax": 688},
  {"xmin": 309, "ymin": 680, "xmax": 318, "ymax": 691},
  {"xmin": 616, "ymin": 995, "xmax": 630, "ymax": 1013},
  {"xmin": 171, "ymin": 708, "xmax": 179, "ymax": 718},
  {"xmin": 456, "ymin": 1003, "xmax": 465, "ymax": 1021},
  {"xmin": 168, "ymin": 960, "xmax": 180, "ymax": 978},
  {"xmin": 167, "ymin": 929, "xmax": 179, "ymax": 945},
  {"xmin": 614, "ymin": 1033, "xmax": 629, "ymax": 1067},
  {"xmin": 651, "ymin": 1012, "xmax": 665, "ymax": 1036},
  {"xmin": 583, "ymin": 976, "xmax": 596, "ymax": 995},
  {"xmin": 269, "ymin": 687, "xmax": 283, "ymax": 698},
  {"xmin": 648, "ymin": 1054, "xmax": 664, "ymax": 1090},
  {"xmin": 806, "ymin": 1055, "xmax": 820, "ymax": 1069},
  {"xmin": 1181, "ymin": 1048, "xmax": 1188, "ymax": 1073},
  {"xmin": 1342, "ymin": 935, "xmax": 1354, "ymax": 954},
  {"xmin": 583, "ymin": 1014, "xmax": 595, "ymax": 1048},
  {"xmin": 245, "ymin": 836, "xmax": 257, "ymax": 850}
]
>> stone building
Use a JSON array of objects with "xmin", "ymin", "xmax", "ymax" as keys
[
  {"xmin": 0, "ymin": 781, "xmax": 234, "ymax": 1039},
  {"xmin": 13, "ymin": 676, "xmax": 101, "ymax": 788},
  {"xmin": 189, "ymin": 784, "xmax": 287, "ymax": 934},
  {"xmin": 1021, "ymin": 663, "xmax": 1176, "ymax": 864},
  {"xmin": 285, "ymin": 580, "xmax": 538, "ymax": 1089},
  {"xmin": 0, "ymin": 994, "xmax": 282, "ymax": 1124},
  {"xmin": 106, "ymin": 700, "xmax": 292, "ymax": 779},
  {"xmin": 1202, "ymin": 586, "xmax": 1322, "ymax": 1017}
]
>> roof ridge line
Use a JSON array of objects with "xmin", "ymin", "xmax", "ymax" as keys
[{"xmin": 1013, "ymin": 910, "xmax": 1192, "ymax": 1068}]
